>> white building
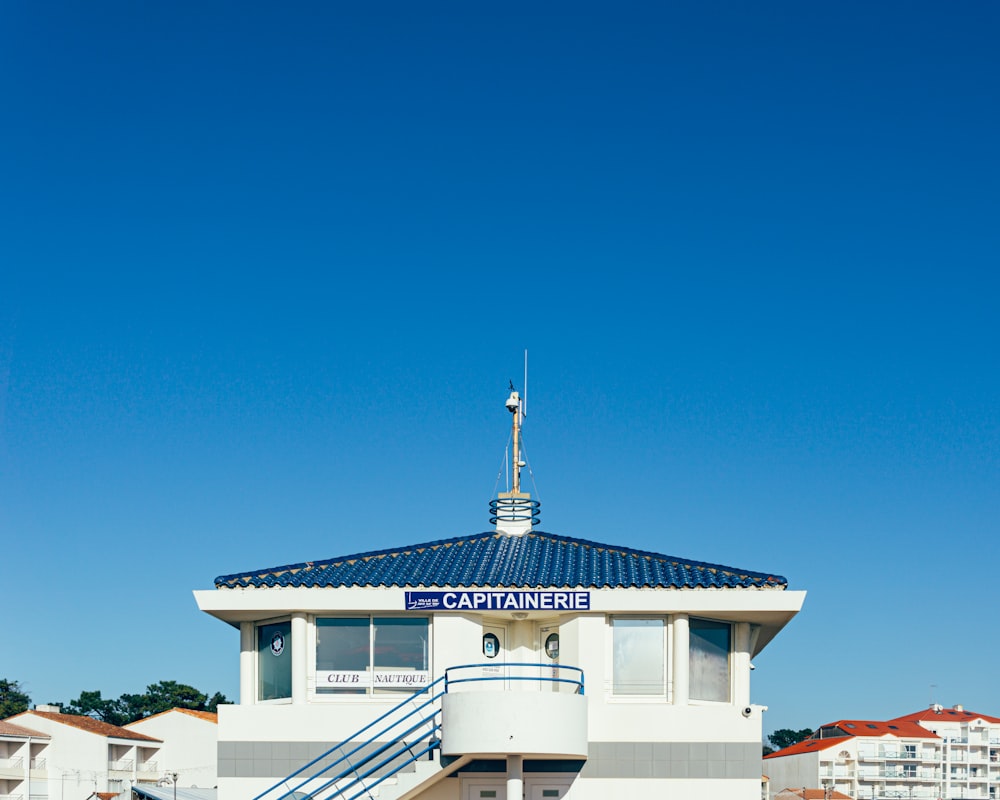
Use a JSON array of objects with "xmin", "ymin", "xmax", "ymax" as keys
[
  {"xmin": 5, "ymin": 709, "xmax": 162, "ymax": 800},
  {"xmin": 124, "ymin": 710, "xmax": 218, "ymax": 789},
  {"xmin": 0, "ymin": 719, "xmax": 50, "ymax": 800},
  {"xmin": 763, "ymin": 704, "xmax": 1000, "ymax": 800},
  {"xmin": 195, "ymin": 388, "xmax": 806, "ymax": 800}
]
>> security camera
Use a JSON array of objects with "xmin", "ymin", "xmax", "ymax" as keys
[{"xmin": 742, "ymin": 706, "xmax": 753, "ymax": 718}]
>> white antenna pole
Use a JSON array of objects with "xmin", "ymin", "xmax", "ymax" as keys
[
  {"xmin": 505, "ymin": 446, "xmax": 510, "ymax": 493},
  {"xmin": 523, "ymin": 349, "xmax": 528, "ymax": 423}
]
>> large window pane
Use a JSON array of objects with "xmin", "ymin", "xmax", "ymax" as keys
[
  {"xmin": 613, "ymin": 618, "xmax": 664, "ymax": 695},
  {"xmin": 689, "ymin": 618, "xmax": 730, "ymax": 702},
  {"xmin": 317, "ymin": 618, "xmax": 369, "ymax": 694},
  {"xmin": 374, "ymin": 618, "xmax": 429, "ymax": 693},
  {"xmin": 258, "ymin": 621, "xmax": 292, "ymax": 701}
]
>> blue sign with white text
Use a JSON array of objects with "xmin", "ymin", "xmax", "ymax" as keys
[{"xmin": 405, "ymin": 590, "xmax": 590, "ymax": 611}]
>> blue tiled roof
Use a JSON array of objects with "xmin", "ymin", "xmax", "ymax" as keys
[{"xmin": 214, "ymin": 531, "xmax": 787, "ymax": 590}]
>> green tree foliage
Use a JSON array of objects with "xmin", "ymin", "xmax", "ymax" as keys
[
  {"xmin": 61, "ymin": 681, "xmax": 229, "ymax": 726},
  {"xmin": 766, "ymin": 727, "xmax": 815, "ymax": 753},
  {"xmin": 0, "ymin": 679, "xmax": 32, "ymax": 719}
]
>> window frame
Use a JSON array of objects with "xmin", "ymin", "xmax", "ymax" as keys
[
  {"xmin": 313, "ymin": 614, "xmax": 431, "ymax": 699},
  {"xmin": 256, "ymin": 616, "xmax": 293, "ymax": 705},
  {"xmin": 688, "ymin": 616, "xmax": 733, "ymax": 704},
  {"xmin": 608, "ymin": 615, "xmax": 671, "ymax": 702}
]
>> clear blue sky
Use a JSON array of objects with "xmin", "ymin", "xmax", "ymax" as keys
[{"xmin": 2, "ymin": 1, "xmax": 997, "ymax": 737}]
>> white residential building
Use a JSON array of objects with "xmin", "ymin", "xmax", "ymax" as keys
[
  {"xmin": 5, "ymin": 709, "xmax": 162, "ymax": 800},
  {"xmin": 124, "ymin": 710, "xmax": 218, "ymax": 789},
  {"xmin": 0, "ymin": 719, "xmax": 51, "ymax": 800},
  {"xmin": 763, "ymin": 704, "xmax": 1000, "ymax": 800},
  {"xmin": 194, "ymin": 388, "xmax": 807, "ymax": 800}
]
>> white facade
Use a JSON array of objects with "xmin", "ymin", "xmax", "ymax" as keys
[
  {"xmin": 124, "ymin": 710, "xmax": 218, "ymax": 789},
  {"xmin": 4, "ymin": 711, "xmax": 162, "ymax": 800},
  {"xmin": 196, "ymin": 571, "xmax": 804, "ymax": 800},
  {"xmin": 194, "ymin": 386, "xmax": 805, "ymax": 799},
  {"xmin": 763, "ymin": 706, "xmax": 1000, "ymax": 800},
  {"xmin": 0, "ymin": 720, "xmax": 50, "ymax": 800}
]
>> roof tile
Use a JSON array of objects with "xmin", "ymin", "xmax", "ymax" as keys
[{"xmin": 215, "ymin": 530, "xmax": 788, "ymax": 590}]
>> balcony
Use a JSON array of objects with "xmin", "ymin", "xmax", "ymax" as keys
[
  {"xmin": 0, "ymin": 758, "xmax": 24, "ymax": 770},
  {"xmin": 440, "ymin": 662, "xmax": 588, "ymax": 759},
  {"xmin": 29, "ymin": 759, "xmax": 46, "ymax": 771},
  {"xmin": 107, "ymin": 759, "xmax": 134, "ymax": 773}
]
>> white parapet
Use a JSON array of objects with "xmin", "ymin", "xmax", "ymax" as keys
[{"xmin": 440, "ymin": 691, "xmax": 588, "ymax": 758}]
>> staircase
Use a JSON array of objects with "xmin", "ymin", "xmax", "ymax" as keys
[
  {"xmin": 251, "ymin": 663, "xmax": 585, "ymax": 800},
  {"xmin": 251, "ymin": 678, "xmax": 449, "ymax": 800}
]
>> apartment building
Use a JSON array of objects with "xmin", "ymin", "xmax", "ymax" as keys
[
  {"xmin": 764, "ymin": 704, "xmax": 1000, "ymax": 800},
  {"xmin": 4, "ymin": 708, "xmax": 162, "ymax": 800},
  {"xmin": 0, "ymin": 719, "xmax": 50, "ymax": 800},
  {"xmin": 124, "ymin": 710, "xmax": 217, "ymax": 789}
]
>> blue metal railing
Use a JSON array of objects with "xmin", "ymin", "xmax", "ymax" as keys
[
  {"xmin": 252, "ymin": 663, "xmax": 583, "ymax": 800},
  {"xmin": 445, "ymin": 662, "xmax": 584, "ymax": 695}
]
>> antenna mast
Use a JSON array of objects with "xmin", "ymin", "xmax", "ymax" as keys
[{"xmin": 490, "ymin": 352, "xmax": 540, "ymax": 534}]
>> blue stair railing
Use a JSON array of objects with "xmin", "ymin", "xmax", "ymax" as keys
[{"xmin": 252, "ymin": 663, "xmax": 584, "ymax": 800}]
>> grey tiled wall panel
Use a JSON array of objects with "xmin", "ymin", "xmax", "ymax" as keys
[
  {"xmin": 579, "ymin": 741, "xmax": 761, "ymax": 780},
  {"xmin": 219, "ymin": 740, "xmax": 761, "ymax": 781}
]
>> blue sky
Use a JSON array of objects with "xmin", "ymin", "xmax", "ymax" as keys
[{"xmin": 1, "ymin": 2, "xmax": 997, "ymax": 737}]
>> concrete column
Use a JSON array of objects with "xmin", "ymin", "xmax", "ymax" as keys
[
  {"xmin": 734, "ymin": 622, "xmax": 751, "ymax": 708},
  {"xmin": 292, "ymin": 612, "xmax": 308, "ymax": 705},
  {"xmin": 240, "ymin": 621, "xmax": 255, "ymax": 705},
  {"xmin": 672, "ymin": 614, "xmax": 689, "ymax": 706},
  {"xmin": 507, "ymin": 754, "xmax": 523, "ymax": 800}
]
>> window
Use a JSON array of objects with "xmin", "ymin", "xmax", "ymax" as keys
[
  {"xmin": 316, "ymin": 616, "xmax": 429, "ymax": 695},
  {"xmin": 257, "ymin": 620, "xmax": 292, "ymax": 701},
  {"xmin": 689, "ymin": 618, "xmax": 731, "ymax": 702},
  {"xmin": 612, "ymin": 618, "xmax": 665, "ymax": 696}
]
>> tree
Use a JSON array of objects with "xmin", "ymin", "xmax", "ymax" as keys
[
  {"xmin": 0, "ymin": 679, "xmax": 31, "ymax": 719},
  {"xmin": 61, "ymin": 681, "xmax": 230, "ymax": 725},
  {"xmin": 766, "ymin": 728, "xmax": 815, "ymax": 753},
  {"xmin": 142, "ymin": 681, "xmax": 208, "ymax": 716}
]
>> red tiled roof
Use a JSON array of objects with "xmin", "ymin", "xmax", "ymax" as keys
[
  {"xmin": 890, "ymin": 707, "xmax": 1000, "ymax": 725},
  {"xmin": 765, "ymin": 737, "xmax": 846, "ymax": 759},
  {"xmin": 776, "ymin": 789, "xmax": 852, "ymax": 800},
  {"xmin": 765, "ymin": 719, "xmax": 940, "ymax": 759},
  {"xmin": 126, "ymin": 708, "xmax": 218, "ymax": 726},
  {"xmin": 11, "ymin": 711, "xmax": 161, "ymax": 742},
  {"xmin": 819, "ymin": 719, "xmax": 940, "ymax": 739},
  {"xmin": 0, "ymin": 720, "xmax": 50, "ymax": 738}
]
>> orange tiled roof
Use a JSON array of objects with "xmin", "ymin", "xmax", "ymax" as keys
[
  {"xmin": 126, "ymin": 708, "xmax": 218, "ymax": 726},
  {"xmin": 818, "ymin": 719, "xmax": 940, "ymax": 739},
  {"xmin": 0, "ymin": 720, "xmax": 50, "ymax": 738},
  {"xmin": 11, "ymin": 711, "xmax": 161, "ymax": 742},
  {"xmin": 777, "ymin": 789, "xmax": 852, "ymax": 800},
  {"xmin": 765, "ymin": 737, "xmax": 846, "ymax": 759},
  {"xmin": 766, "ymin": 719, "xmax": 940, "ymax": 759},
  {"xmin": 890, "ymin": 707, "xmax": 1000, "ymax": 725}
]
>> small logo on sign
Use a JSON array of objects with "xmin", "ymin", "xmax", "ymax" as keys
[{"xmin": 270, "ymin": 631, "xmax": 285, "ymax": 656}]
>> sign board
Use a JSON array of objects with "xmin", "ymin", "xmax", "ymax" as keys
[
  {"xmin": 316, "ymin": 670, "xmax": 431, "ymax": 689},
  {"xmin": 404, "ymin": 590, "xmax": 590, "ymax": 611}
]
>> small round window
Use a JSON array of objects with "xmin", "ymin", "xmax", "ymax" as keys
[
  {"xmin": 483, "ymin": 633, "xmax": 500, "ymax": 659},
  {"xmin": 544, "ymin": 633, "xmax": 559, "ymax": 660}
]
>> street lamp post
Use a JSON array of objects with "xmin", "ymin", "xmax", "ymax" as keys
[{"xmin": 167, "ymin": 772, "xmax": 178, "ymax": 800}]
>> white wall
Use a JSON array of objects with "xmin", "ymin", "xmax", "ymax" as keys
[
  {"xmin": 125, "ymin": 711, "xmax": 217, "ymax": 788},
  {"xmin": 8, "ymin": 714, "xmax": 151, "ymax": 800}
]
